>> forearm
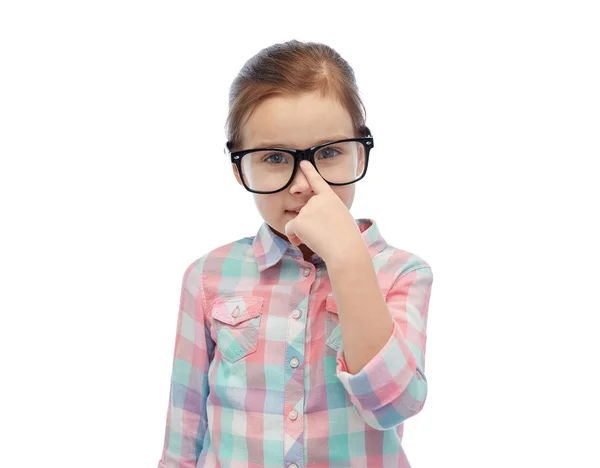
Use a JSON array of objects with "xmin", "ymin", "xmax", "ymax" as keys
[{"xmin": 326, "ymin": 243, "xmax": 394, "ymax": 375}]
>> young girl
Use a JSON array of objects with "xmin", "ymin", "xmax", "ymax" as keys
[{"xmin": 157, "ymin": 40, "xmax": 434, "ymax": 468}]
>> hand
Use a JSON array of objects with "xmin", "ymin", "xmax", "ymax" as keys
[{"xmin": 284, "ymin": 160, "xmax": 365, "ymax": 263}]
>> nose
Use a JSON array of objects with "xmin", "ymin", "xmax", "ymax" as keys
[{"xmin": 288, "ymin": 161, "xmax": 314, "ymax": 194}]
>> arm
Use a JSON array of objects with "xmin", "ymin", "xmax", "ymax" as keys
[
  {"xmin": 328, "ymin": 249, "xmax": 434, "ymax": 430},
  {"xmin": 157, "ymin": 260, "xmax": 215, "ymax": 468}
]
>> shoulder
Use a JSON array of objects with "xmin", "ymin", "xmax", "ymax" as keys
[
  {"xmin": 185, "ymin": 234, "xmax": 254, "ymax": 270},
  {"xmin": 376, "ymin": 242, "xmax": 434, "ymax": 280},
  {"xmin": 180, "ymin": 234, "xmax": 256, "ymax": 295}
]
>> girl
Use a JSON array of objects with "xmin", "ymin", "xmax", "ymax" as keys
[{"xmin": 157, "ymin": 39, "xmax": 434, "ymax": 468}]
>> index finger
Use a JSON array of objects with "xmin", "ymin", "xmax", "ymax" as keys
[{"xmin": 299, "ymin": 160, "xmax": 331, "ymax": 195}]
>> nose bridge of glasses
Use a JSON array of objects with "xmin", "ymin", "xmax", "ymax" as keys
[
  {"xmin": 295, "ymin": 149, "xmax": 312, "ymax": 163},
  {"xmin": 289, "ymin": 150, "xmax": 313, "ymax": 186}
]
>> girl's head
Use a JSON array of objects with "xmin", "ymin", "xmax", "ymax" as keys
[{"xmin": 225, "ymin": 40, "xmax": 371, "ymax": 246}]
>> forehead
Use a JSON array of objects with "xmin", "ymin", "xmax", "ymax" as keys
[{"xmin": 241, "ymin": 91, "xmax": 354, "ymax": 149}]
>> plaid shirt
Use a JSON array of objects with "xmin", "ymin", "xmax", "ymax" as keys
[{"xmin": 157, "ymin": 218, "xmax": 434, "ymax": 468}]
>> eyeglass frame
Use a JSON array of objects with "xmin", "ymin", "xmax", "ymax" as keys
[{"xmin": 224, "ymin": 132, "xmax": 374, "ymax": 194}]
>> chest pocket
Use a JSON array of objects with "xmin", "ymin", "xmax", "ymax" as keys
[
  {"xmin": 211, "ymin": 296, "xmax": 264, "ymax": 363},
  {"xmin": 325, "ymin": 293, "xmax": 342, "ymax": 352}
]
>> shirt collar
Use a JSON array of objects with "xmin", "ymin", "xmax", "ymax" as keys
[{"xmin": 252, "ymin": 217, "xmax": 388, "ymax": 272}]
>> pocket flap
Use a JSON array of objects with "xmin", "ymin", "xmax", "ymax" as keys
[
  {"xmin": 325, "ymin": 293, "xmax": 338, "ymax": 314},
  {"xmin": 211, "ymin": 296, "xmax": 264, "ymax": 326}
]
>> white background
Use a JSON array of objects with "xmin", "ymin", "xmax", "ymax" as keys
[{"xmin": 1, "ymin": 1, "xmax": 599, "ymax": 467}]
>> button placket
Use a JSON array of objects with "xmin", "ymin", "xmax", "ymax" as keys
[{"xmin": 284, "ymin": 271, "xmax": 309, "ymax": 468}]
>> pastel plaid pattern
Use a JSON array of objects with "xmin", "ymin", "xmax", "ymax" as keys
[{"xmin": 157, "ymin": 218, "xmax": 434, "ymax": 468}]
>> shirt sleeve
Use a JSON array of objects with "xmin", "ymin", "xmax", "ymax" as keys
[
  {"xmin": 334, "ymin": 265, "xmax": 433, "ymax": 430},
  {"xmin": 157, "ymin": 261, "xmax": 215, "ymax": 468}
]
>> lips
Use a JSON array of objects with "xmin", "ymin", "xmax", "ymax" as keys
[{"xmin": 286, "ymin": 205, "xmax": 305, "ymax": 217}]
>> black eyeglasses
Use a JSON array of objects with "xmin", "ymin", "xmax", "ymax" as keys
[{"xmin": 224, "ymin": 132, "xmax": 374, "ymax": 194}]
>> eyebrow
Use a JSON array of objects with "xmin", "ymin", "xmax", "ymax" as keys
[{"xmin": 253, "ymin": 135, "xmax": 351, "ymax": 148}]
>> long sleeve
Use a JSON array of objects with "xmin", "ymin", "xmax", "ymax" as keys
[
  {"xmin": 157, "ymin": 261, "xmax": 215, "ymax": 468},
  {"xmin": 335, "ymin": 265, "xmax": 433, "ymax": 430}
]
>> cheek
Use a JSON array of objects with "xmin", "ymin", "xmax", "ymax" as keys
[
  {"xmin": 252, "ymin": 195, "xmax": 266, "ymax": 214},
  {"xmin": 253, "ymin": 194, "xmax": 284, "ymax": 216},
  {"xmin": 333, "ymin": 186, "xmax": 355, "ymax": 207}
]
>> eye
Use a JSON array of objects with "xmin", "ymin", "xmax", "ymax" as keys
[
  {"xmin": 317, "ymin": 146, "xmax": 341, "ymax": 159},
  {"xmin": 263, "ymin": 152, "xmax": 290, "ymax": 164}
]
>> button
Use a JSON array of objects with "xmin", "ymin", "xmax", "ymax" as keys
[
  {"xmin": 303, "ymin": 268, "xmax": 311, "ymax": 277},
  {"xmin": 291, "ymin": 309, "xmax": 301, "ymax": 319},
  {"xmin": 290, "ymin": 357, "xmax": 299, "ymax": 368},
  {"xmin": 231, "ymin": 308, "xmax": 239, "ymax": 318},
  {"xmin": 289, "ymin": 464, "xmax": 298, "ymax": 468},
  {"xmin": 289, "ymin": 410, "xmax": 298, "ymax": 420}
]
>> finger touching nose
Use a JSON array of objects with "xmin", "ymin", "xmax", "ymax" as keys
[{"xmin": 289, "ymin": 166, "xmax": 313, "ymax": 192}]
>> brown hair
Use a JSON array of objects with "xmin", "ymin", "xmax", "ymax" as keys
[{"xmin": 225, "ymin": 39, "xmax": 370, "ymax": 153}]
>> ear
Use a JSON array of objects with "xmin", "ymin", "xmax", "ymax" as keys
[
  {"xmin": 357, "ymin": 146, "xmax": 365, "ymax": 176},
  {"xmin": 232, "ymin": 163, "xmax": 243, "ymax": 186}
]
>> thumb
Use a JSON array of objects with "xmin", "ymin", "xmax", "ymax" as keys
[{"xmin": 284, "ymin": 220, "xmax": 301, "ymax": 247}]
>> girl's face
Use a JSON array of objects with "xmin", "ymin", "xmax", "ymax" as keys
[{"xmin": 232, "ymin": 90, "xmax": 358, "ymax": 250}]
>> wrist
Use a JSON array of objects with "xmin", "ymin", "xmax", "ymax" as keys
[{"xmin": 324, "ymin": 238, "xmax": 371, "ymax": 270}]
